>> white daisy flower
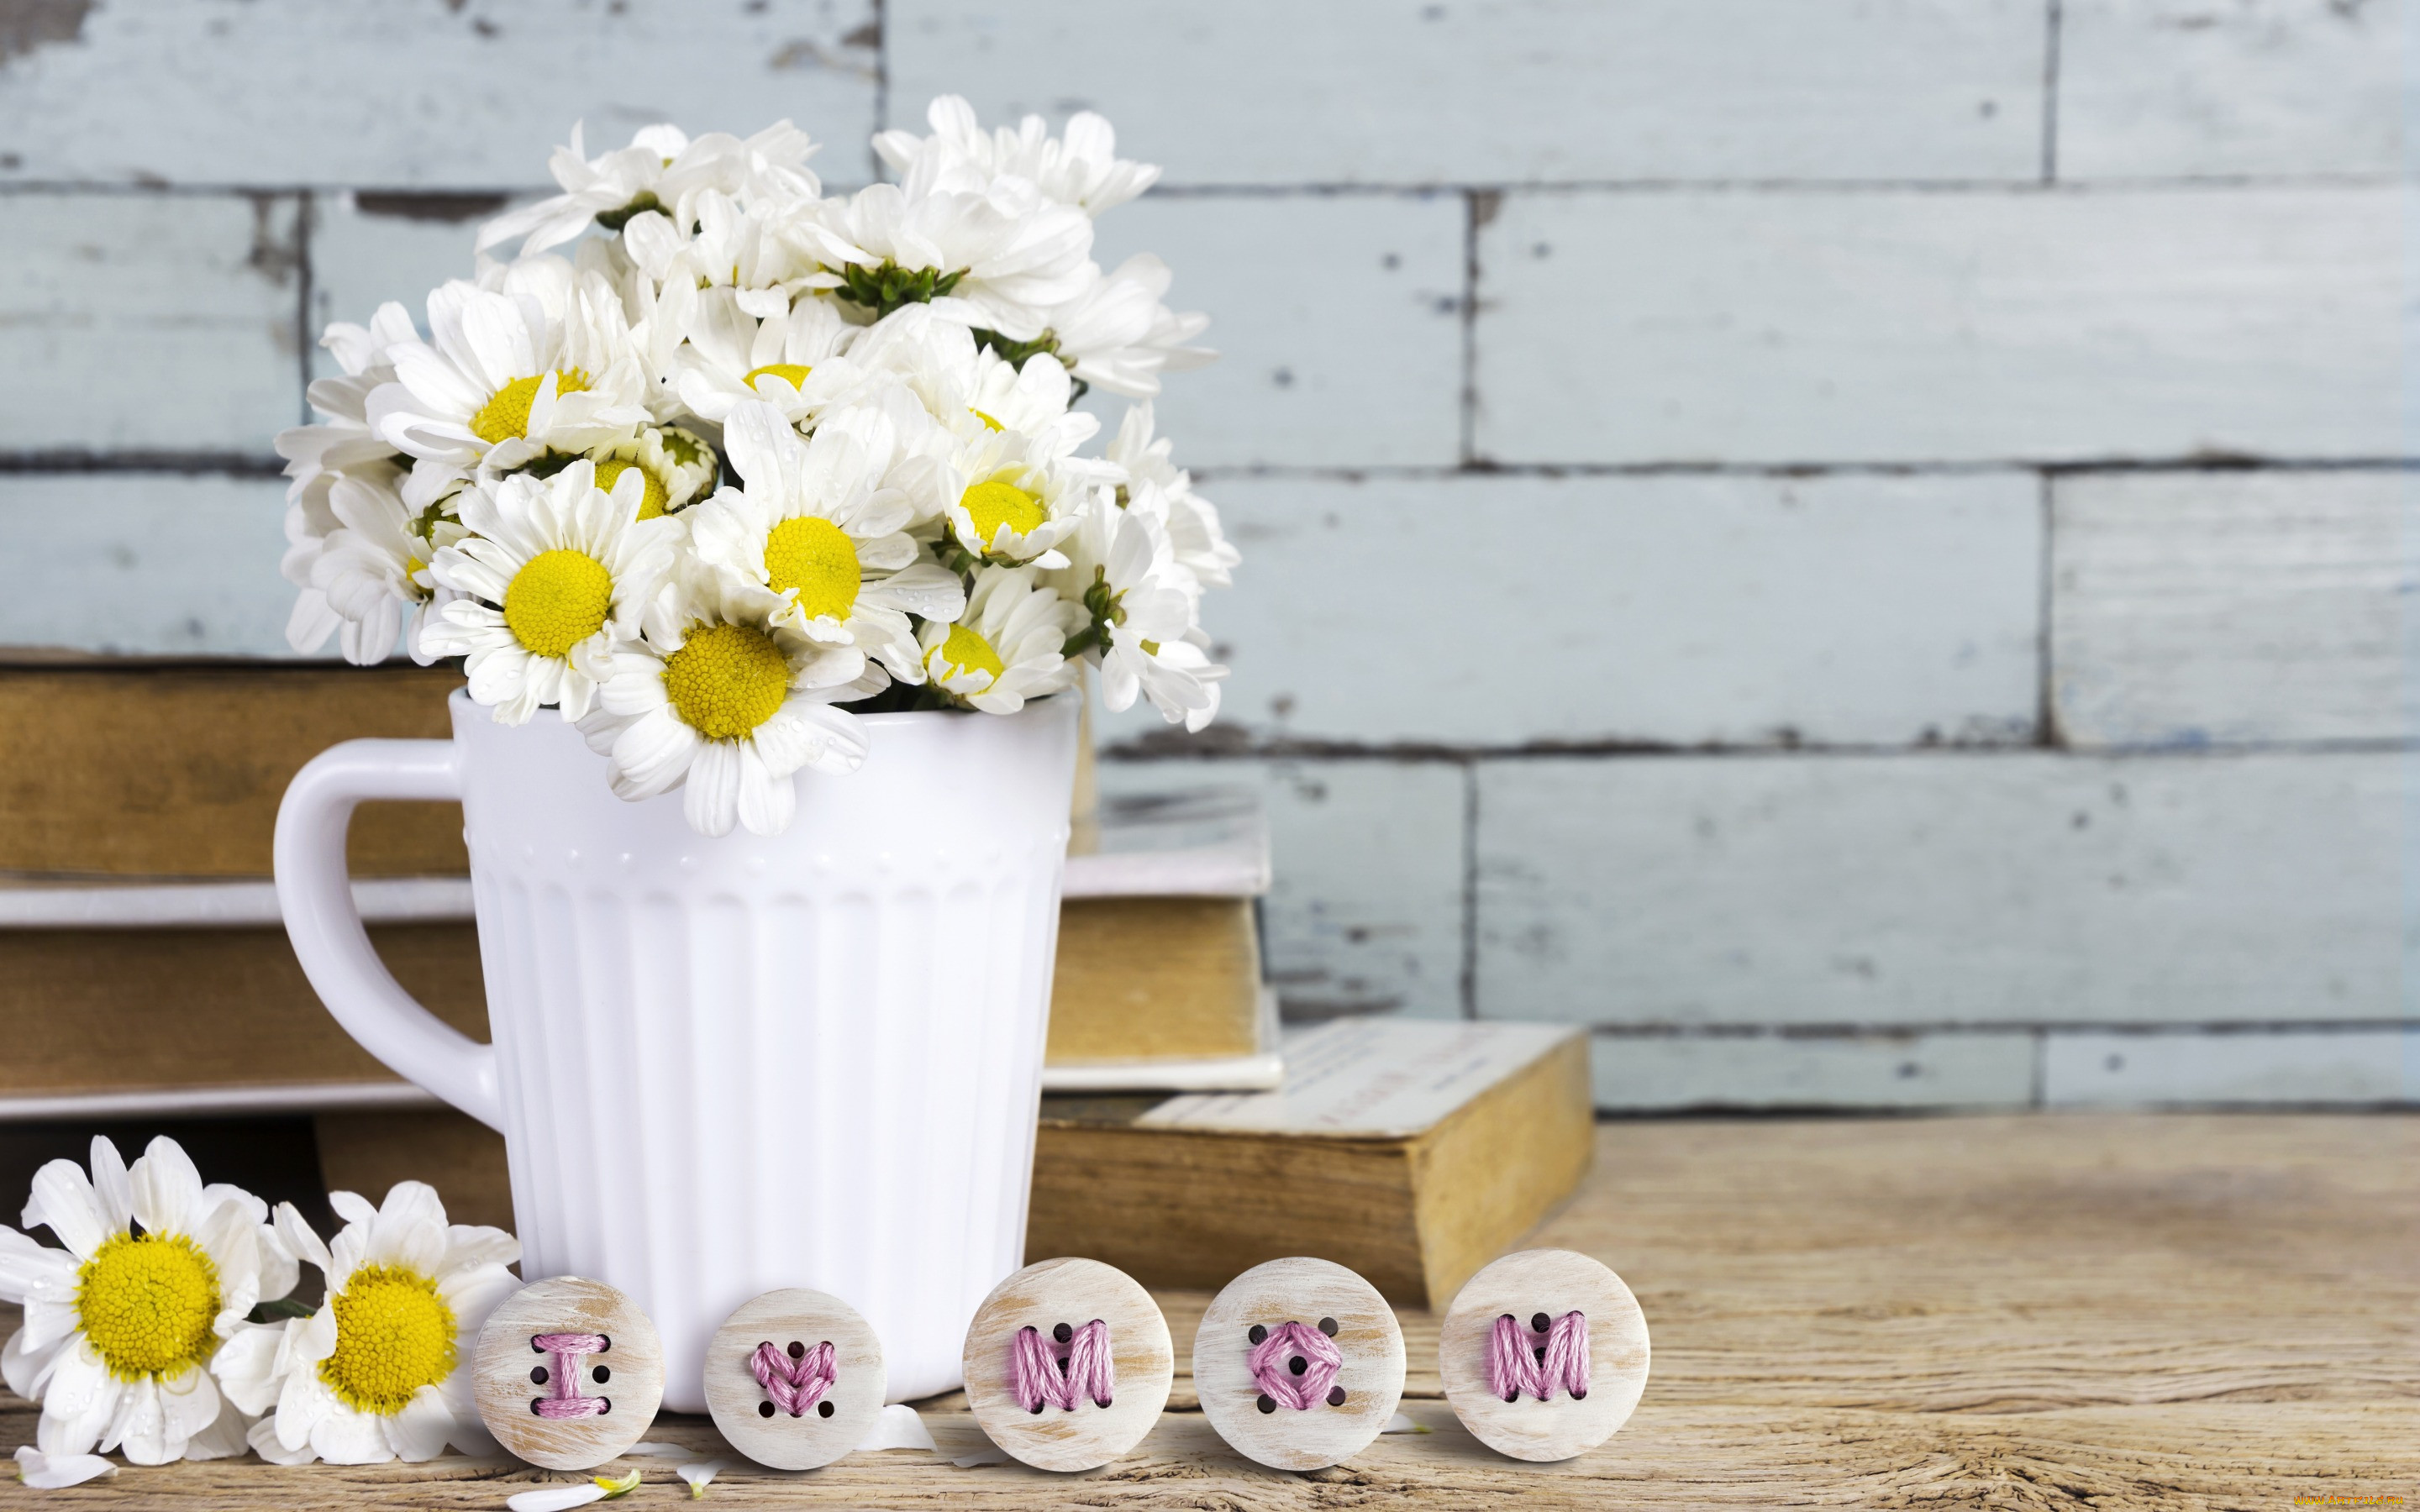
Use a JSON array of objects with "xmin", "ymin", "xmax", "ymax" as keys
[
  {"xmin": 673, "ymin": 286, "xmax": 860, "ymax": 426},
  {"xmin": 936, "ymin": 425, "xmax": 1095, "ymax": 569},
  {"xmin": 872, "ymin": 96, "xmax": 1158, "ymax": 218},
  {"xmin": 577, "ymin": 567, "xmax": 875, "ymax": 837},
  {"xmin": 211, "ymin": 1183, "xmax": 520, "ymax": 1466},
  {"xmin": 418, "ymin": 462, "xmax": 675, "ymax": 723},
  {"xmin": 372, "ymin": 257, "xmax": 652, "ymax": 486},
  {"xmin": 280, "ymin": 302, "xmax": 420, "ymax": 658},
  {"xmin": 918, "ymin": 564, "xmax": 1085, "ymax": 715},
  {"xmin": 309, "ymin": 465, "xmax": 464, "ymax": 667},
  {"xmin": 1045, "ymin": 254, "xmax": 1214, "ymax": 400},
  {"xmin": 962, "ymin": 343, "xmax": 1083, "ymax": 440},
  {"xmin": 789, "ymin": 169, "xmax": 1095, "ymax": 341},
  {"xmin": 476, "ymin": 120, "xmax": 821, "ymax": 258},
  {"xmin": 1103, "ymin": 402, "xmax": 1239, "ymax": 591},
  {"xmin": 1057, "ymin": 485, "xmax": 1226, "ymax": 732},
  {"xmin": 0, "ymin": 1137, "xmax": 297, "ymax": 1466},
  {"xmin": 687, "ymin": 402, "xmax": 965, "ymax": 684},
  {"xmin": 583, "ymin": 426, "xmax": 718, "ymax": 521}
]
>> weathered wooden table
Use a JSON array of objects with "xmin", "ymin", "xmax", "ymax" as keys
[{"xmin": 5, "ymin": 1114, "xmax": 2412, "ymax": 1509}]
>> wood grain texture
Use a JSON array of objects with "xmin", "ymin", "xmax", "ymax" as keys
[
  {"xmin": 2050, "ymin": 470, "xmax": 2417, "ymax": 749},
  {"xmin": 1, "ymin": 1114, "xmax": 2412, "ymax": 1505},
  {"xmin": 1097, "ymin": 471, "xmax": 2042, "ymax": 750},
  {"xmin": 2058, "ymin": 0, "xmax": 2407, "ymax": 179},
  {"xmin": 0, "ymin": 664, "xmax": 466, "ymax": 875},
  {"xmin": 0, "ymin": 194, "xmax": 300, "ymax": 451},
  {"xmin": 890, "ymin": 0, "xmax": 2046, "ymax": 184},
  {"xmin": 1193, "ymin": 1257, "xmax": 1406, "ymax": 1472},
  {"xmin": 0, "ymin": 2, "xmax": 877, "ymax": 187},
  {"xmin": 703, "ymin": 1289, "xmax": 886, "ymax": 1471},
  {"xmin": 961, "ymin": 1257, "xmax": 1172, "ymax": 1472},
  {"xmin": 1476, "ymin": 186, "xmax": 2405, "ymax": 466},
  {"xmin": 1477, "ymin": 751, "xmax": 2410, "ymax": 1029}
]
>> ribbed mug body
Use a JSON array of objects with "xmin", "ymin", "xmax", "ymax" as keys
[{"xmin": 449, "ymin": 691, "xmax": 1079, "ymax": 1409}]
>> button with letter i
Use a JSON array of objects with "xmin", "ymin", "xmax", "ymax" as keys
[{"xmin": 472, "ymin": 1276, "xmax": 665, "ymax": 1470}]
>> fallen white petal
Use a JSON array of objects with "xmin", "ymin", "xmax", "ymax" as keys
[
  {"xmin": 505, "ymin": 1485, "xmax": 608, "ymax": 1512},
  {"xmin": 676, "ymin": 1459, "xmax": 726, "ymax": 1497},
  {"xmin": 855, "ymin": 1403, "xmax": 937, "ymax": 1452},
  {"xmin": 14, "ymin": 1446, "xmax": 118, "ymax": 1488},
  {"xmin": 951, "ymin": 1446, "xmax": 1010, "ymax": 1467},
  {"xmin": 1381, "ymin": 1413, "xmax": 1428, "ymax": 1434},
  {"xmin": 621, "ymin": 1442, "xmax": 686, "ymax": 1457}
]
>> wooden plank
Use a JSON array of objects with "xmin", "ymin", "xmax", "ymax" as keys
[
  {"xmin": 2049, "ymin": 469, "xmax": 2418, "ymax": 748},
  {"xmin": 2058, "ymin": 0, "xmax": 2407, "ymax": 179},
  {"xmin": 0, "ymin": 2, "xmax": 877, "ymax": 188},
  {"xmin": 1476, "ymin": 186, "xmax": 2406, "ymax": 465},
  {"xmin": 1098, "ymin": 760, "xmax": 1469, "ymax": 1021},
  {"xmin": 0, "ymin": 193, "xmax": 299, "ymax": 452},
  {"xmin": 1084, "ymin": 192, "xmax": 1465, "ymax": 466},
  {"xmin": 0, "ymin": 664, "xmax": 466, "ymax": 874},
  {"xmin": 1106, "ymin": 471, "xmax": 2041, "ymax": 748},
  {"xmin": 305, "ymin": 192, "xmax": 500, "ymax": 384},
  {"xmin": 0, "ymin": 474, "xmax": 297, "ymax": 657},
  {"xmin": 1591, "ymin": 1030, "xmax": 2036, "ymax": 1110},
  {"xmin": 5, "ymin": 1114, "xmax": 2414, "ymax": 1505},
  {"xmin": 1474, "ymin": 751, "xmax": 2410, "ymax": 1031},
  {"xmin": 887, "ymin": 0, "xmax": 2048, "ymax": 184},
  {"xmin": 2045, "ymin": 1026, "xmax": 2416, "ymax": 1105}
]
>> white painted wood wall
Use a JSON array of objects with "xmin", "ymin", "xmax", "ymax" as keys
[{"xmin": 2, "ymin": 0, "xmax": 2410, "ymax": 1109}]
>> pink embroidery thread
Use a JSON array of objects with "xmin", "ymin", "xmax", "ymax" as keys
[
  {"xmin": 1010, "ymin": 1320, "xmax": 1115, "ymax": 1412},
  {"xmin": 750, "ymin": 1340, "xmax": 838, "ymax": 1416},
  {"xmin": 1248, "ymin": 1321, "xmax": 1343, "ymax": 1410},
  {"xmin": 1486, "ymin": 1311, "xmax": 1590, "ymax": 1403},
  {"xmin": 532, "ymin": 1332, "xmax": 609, "ymax": 1419}
]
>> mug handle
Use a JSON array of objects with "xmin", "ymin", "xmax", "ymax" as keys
[{"xmin": 274, "ymin": 738, "xmax": 503, "ymax": 1131}]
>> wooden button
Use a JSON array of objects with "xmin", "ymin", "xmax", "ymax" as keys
[
  {"xmin": 1192, "ymin": 1257, "xmax": 1405, "ymax": 1472},
  {"xmin": 962, "ymin": 1257, "xmax": 1174, "ymax": 1472},
  {"xmin": 1439, "ymin": 1248, "xmax": 1650, "ymax": 1462},
  {"xmin": 473, "ymin": 1277, "xmax": 664, "ymax": 1470},
  {"xmin": 702, "ymin": 1289, "xmax": 887, "ymax": 1471}
]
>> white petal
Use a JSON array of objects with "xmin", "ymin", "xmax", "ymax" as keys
[
  {"xmin": 508, "ymin": 1485, "xmax": 608, "ymax": 1512},
  {"xmin": 386, "ymin": 1386, "xmax": 455, "ymax": 1462},
  {"xmin": 0, "ymin": 1226, "xmax": 77, "ymax": 1309},
  {"xmin": 247, "ymin": 1411, "xmax": 318, "ymax": 1466},
  {"xmin": 128, "ymin": 1137, "xmax": 208, "ymax": 1242},
  {"xmin": 86, "ymin": 1139, "xmax": 134, "ymax": 1235},
  {"xmin": 23, "ymin": 1159, "xmax": 112, "ymax": 1260},
  {"xmin": 12, "ymin": 1446, "xmax": 115, "ymax": 1488},
  {"xmin": 34, "ymin": 1343, "xmax": 118, "ymax": 1456},
  {"xmin": 102, "ymin": 1375, "xmax": 170, "ymax": 1464},
  {"xmin": 682, "ymin": 742, "xmax": 743, "ymax": 837},
  {"xmin": 855, "ymin": 1403, "xmax": 936, "ymax": 1451},
  {"xmin": 308, "ymin": 1398, "xmax": 395, "ymax": 1464},
  {"xmin": 208, "ymin": 1321, "xmax": 290, "ymax": 1417}
]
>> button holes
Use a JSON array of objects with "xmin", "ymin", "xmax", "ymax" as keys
[
  {"xmin": 1094, "ymin": 1396, "xmax": 1113, "ymax": 1409},
  {"xmin": 597, "ymin": 1398, "xmax": 611, "ymax": 1415},
  {"xmin": 786, "ymin": 1340, "xmax": 804, "ymax": 1359},
  {"xmin": 818, "ymin": 1400, "xmax": 834, "ymax": 1419},
  {"xmin": 1534, "ymin": 1347, "xmax": 1547, "ymax": 1364},
  {"xmin": 592, "ymin": 1366, "xmax": 610, "ymax": 1383},
  {"xmin": 529, "ymin": 1366, "xmax": 548, "ymax": 1385},
  {"xmin": 529, "ymin": 1399, "xmax": 545, "ymax": 1415},
  {"xmin": 1317, "ymin": 1317, "xmax": 1339, "ymax": 1336},
  {"xmin": 1028, "ymin": 1401, "xmax": 1044, "ymax": 1415},
  {"xmin": 530, "ymin": 1339, "xmax": 547, "ymax": 1353},
  {"xmin": 1247, "ymin": 1324, "xmax": 1267, "ymax": 1345},
  {"xmin": 758, "ymin": 1401, "xmax": 775, "ymax": 1418},
  {"xmin": 1288, "ymin": 1356, "xmax": 1307, "ymax": 1375},
  {"xmin": 1504, "ymin": 1392, "xmax": 1519, "ymax": 1404},
  {"xmin": 1530, "ymin": 1312, "xmax": 1551, "ymax": 1334},
  {"xmin": 1256, "ymin": 1394, "xmax": 1277, "ymax": 1414},
  {"xmin": 1572, "ymin": 1389, "xmax": 1588, "ymax": 1400},
  {"xmin": 1052, "ymin": 1321, "xmax": 1073, "ymax": 1343},
  {"xmin": 1327, "ymin": 1386, "xmax": 1347, "ymax": 1407},
  {"xmin": 597, "ymin": 1336, "xmax": 611, "ymax": 1352}
]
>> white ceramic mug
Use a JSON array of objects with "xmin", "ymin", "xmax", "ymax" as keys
[{"xmin": 275, "ymin": 690, "xmax": 1079, "ymax": 1410}]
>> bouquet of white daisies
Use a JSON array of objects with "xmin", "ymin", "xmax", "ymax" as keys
[{"xmin": 279, "ymin": 98, "xmax": 1233, "ymax": 837}]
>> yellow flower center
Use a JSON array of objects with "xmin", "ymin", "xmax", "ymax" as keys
[
  {"xmin": 318, "ymin": 1264, "xmax": 457, "ymax": 1416},
  {"xmin": 594, "ymin": 459, "xmax": 671, "ymax": 520},
  {"xmin": 928, "ymin": 623, "xmax": 1005, "ymax": 691},
  {"xmin": 470, "ymin": 369, "xmax": 593, "ymax": 446},
  {"xmin": 960, "ymin": 480, "xmax": 1044, "ymax": 549},
  {"xmin": 502, "ymin": 549, "xmax": 614, "ymax": 659},
  {"xmin": 971, "ymin": 408, "xmax": 1004, "ymax": 433},
  {"xmin": 763, "ymin": 517, "xmax": 861, "ymax": 622},
  {"xmin": 744, "ymin": 363, "xmax": 813, "ymax": 392},
  {"xmin": 74, "ymin": 1231, "xmax": 222, "ymax": 1381},
  {"xmin": 663, "ymin": 622, "xmax": 791, "ymax": 739}
]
